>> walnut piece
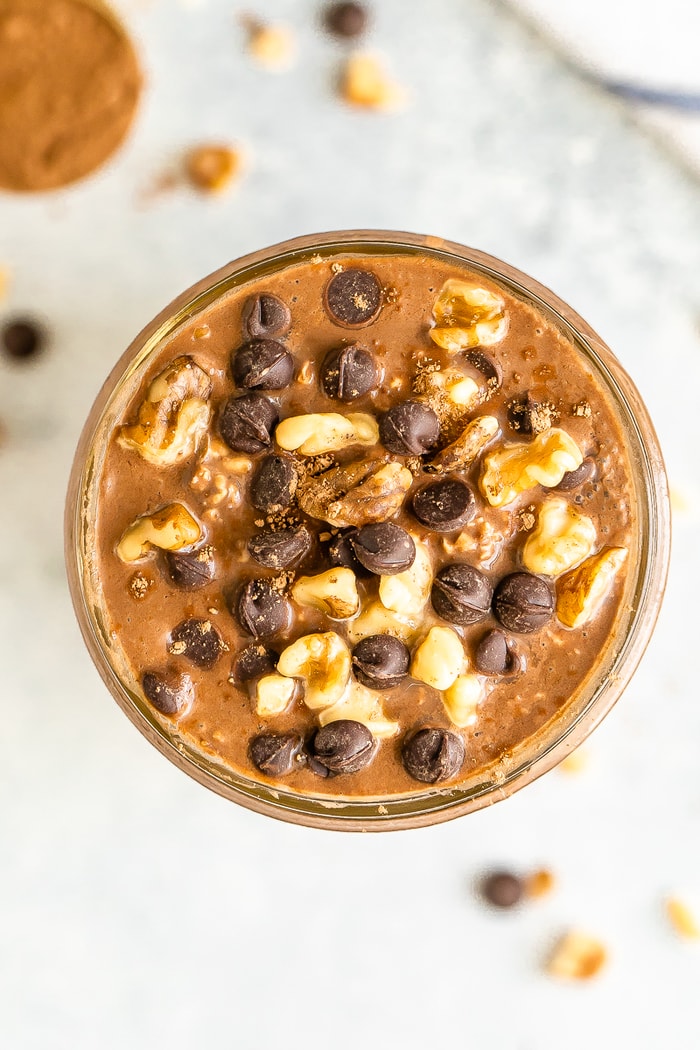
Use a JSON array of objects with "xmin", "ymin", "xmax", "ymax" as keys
[
  {"xmin": 319, "ymin": 681, "xmax": 399, "ymax": 739},
  {"xmin": 116, "ymin": 504, "xmax": 202, "ymax": 563},
  {"xmin": 432, "ymin": 415, "xmax": 499, "ymax": 473},
  {"xmin": 324, "ymin": 461, "xmax": 413, "ymax": 527},
  {"xmin": 480, "ymin": 427, "xmax": 583, "ymax": 508},
  {"xmin": 277, "ymin": 632, "xmax": 351, "ymax": 711},
  {"xmin": 556, "ymin": 546, "xmax": 628, "ymax": 628},
  {"xmin": 522, "ymin": 497, "xmax": 597, "ymax": 577},
  {"xmin": 546, "ymin": 931, "xmax": 607, "ymax": 980},
  {"xmin": 429, "ymin": 279, "xmax": 507, "ymax": 352},
  {"xmin": 275, "ymin": 412, "xmax": 378, "ymax": 455}
]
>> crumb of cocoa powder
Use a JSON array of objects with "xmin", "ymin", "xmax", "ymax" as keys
[
  {"xmin": 383, "ymin": 285, "xmax": 399, "ymax": 304},
  {"xmin": 129, "ymin": 574, "xmax": 151, "ymax": 600},
  {"xmin": 518, "ymin": 508, "xmax": 536, "ymax": 532}
]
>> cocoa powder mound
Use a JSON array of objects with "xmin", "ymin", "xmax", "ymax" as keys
[{"xmin": 0, "ymin": 0, "xmax": 142, "ymax": 192}]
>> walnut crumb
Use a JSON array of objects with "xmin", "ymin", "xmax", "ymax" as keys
[
  {"xmin": 330, "ymin": 262, "xmax": 344, "ymax": 274},
  {"xmin": 525, "ymin": 869, "xmax": 556, "ymax": 899},
  {"xmin": 186, "ymin": 145, "xmax": 242, "ymax": 193},
  {"xmin": 518, "ymin": 508, "xmax": 536, "ymax": 532},
  {"xmin": 169, "ymin": 641, "xmax": 187, "ymax": 655},
  {"xmin": 572, "ymin": 400, "xmax": 592, "ymax": 418},
  {"xmin": 244, "ymin": 19, "xmax": 296, "ymax": 71},
  {"xmin": 383, "ymin": 285, "xmax": 399, "ymax": 305},
  {"xmin": 546, "ymin": 931, "xmax": 607, "ymax": 980},
  {"xmin": 666, "ymin": 897, "xmax": 700, "ymax": 939}
]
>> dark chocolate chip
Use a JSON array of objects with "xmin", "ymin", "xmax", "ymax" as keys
[
  {"xmin": 142, "ymin": 671, "xmax": 193, "ymax": 716},
  {"xmin": 507, "ymin": 393, "xmax": 558, "ymax": 435},
  {"xmin": 320, "ymin": 344, "xmax": 377, "ymax": 401},
  {"xmin": 163, "ymin": 545, "xmax": 215, "ymax": 589},
  {"xmin": 379, "ymin": 400, "xmax": 440, "ymax": 455},
  {"xmin": 411, "ymin": 478, "xmax": 476, "ymax": 532},
  {"xmin": 237, "ymin": 578, "xmax": 293, "ymax": 638},
  {"xmin": 402, "ymin": 727, "xmax": 465, "ymax": 784},
  {"xmin": 349, "ymin": 522, "xmax": 416, "ymax": 575},
  {"xmin": 493, "ymin": 572, "xmax": 554, "ymax": 633},
  {"xmin": 465, "ymin": 349, "xmax": 502, "ymax": 390},
  {"xmin": 431, "ymin": 564, "xmax": 493, "ymax": 626},
  {"xmin": 250, "ymin": 453, "xmax": 298, "ymax": 513},
  {"xmin": 324, "ymin": 268, "xmax": 381, "ymax": 327},
  {"xmin": 352, "ymin": 634, "xmax": 410, "ymax": 690},
  {"xmin": 310, "ymin": 719, "xmax": 376, "ymax": 774},
  {"xmin": 247, "ymin": 526, "xmax": 312, "ymax": 569},
  {"xmin": 241, "ymin": 293, "xmax": 291, "ymax": 339},
  {"xmin": 555, "ymin": 456, "xmax": 597, "ymax": 491},
  {"xmin": 169, "ymin": 617, "xmax": 224, "ymax": 669},
  {"xmin": 232, "ymin": 339, "xmax": 294, "ymax": 391},
  {"xmin": 230, "ymin": 644, "xmax": 278, "ymax": 683},
  {"xmin": 249, "ymin": 732, "xmax": 303, "ymax": 777},
  {"xmin": 323, "ymin": 1, "xmax": 368, "ymax": 38},
  {"xmin": 479, "ymin": 870, "xmax": 523, "ymax": 909},
  {"xmin": 474, "ymin": 629, "xmax": 523, "ymax": 677},
  {"xmin": 1, "ymin": 318, "xmax": 44, "ymax": 360},
  {"xmin": 218, "ymin": 393, "xmax": 278, "ymax": 454},
  {"xmin": 326, "ymin": 530, "xmax": 372, "ymax": 578}
]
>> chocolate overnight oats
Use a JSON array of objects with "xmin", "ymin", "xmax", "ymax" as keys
[{"xmin": 66, "ymin": 232, "xmax": 669, "ymax": 829}]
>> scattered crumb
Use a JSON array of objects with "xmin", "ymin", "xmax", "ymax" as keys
[
  {"xmin": 518, "ymin": 507, "xmax": 536, "ymax": 532},
  {"xmin": 665, "ymin": 897, "xmax": 700, "ymax": 940},
  {"xmin": 243, "ymin": 18, "xmax": 297, "ymax": 71},
  {"xmin": 559, "ymin": 748, "xmax": 589, "ymax": 775},
  {"xmin": 383, "ymin": 285, "xmax": 400, "ymax": 305},
  {"xmin": 186, "ymin": 145, "xmax": 243, "ymax": 193},
  {"xmin": 330, "ymin": 262, "xmax": 344, "ymax": 274},
  {"xmin": 193, "ymin": 325, "xmax": 211, "ymax": 340},
  {"xmin": 340, "ymin": 53, "xmax": 406, "ymax": 110},
  {"xmin": 525, "ymin": 869, "xmax": 556, "ymax": 899},
  {"xmin": 546, "ymin": 930, "xmax": 607, "ymax": 980},
  {"xmin": 572, "ymin": 400, "xmax": 592, "ymax": 418},
  {"xmin": 129, "ymin": 573, "xmax": 152, "ymax": 600}
]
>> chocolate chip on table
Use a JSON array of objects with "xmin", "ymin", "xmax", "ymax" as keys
[
  {"xmin": 323, "ymin": 1, "xmax": 368, "ymax": 38},
  {"xmin": 411, "ymin": 477, "xmax": 476, "ymax": 532},
  {"xmin": 163, "ymin": 545, "xmax": 215, "ymax": 589},
  {"xmin": 237, "ymin": 578, "xmax": 293, "ymax": 638},
  {"xmin": 352, "ymin": 634, "xmax": 410, "ymax": 689},
  {"xmin": 247, "ymin": 526, "xmax": 312, "ymax": 569},
  {"xmin": 479, "ymin": 870, "xmax": 524, "ymax": 909},
  {"xmin": 250, "ymin": 453, "xmax": 298, "ymax": 513},
  {"xmin": 241, "ymin": 293, "xmax": 292, "ymax": 339},
  {"xmin": 465, "ymin": 349, "xmax": 502, "ymax": 391},
  {"xmin": 232, "ymin": 339, "xmax": 295, "ymax": 390},
  {"xmin": 555, "ymin": 456, "xmax": 596, "ymax": 491},
  {"xmin": 507, "ymin": 392, "xmax": 558, "ymax": 435},
  {"xmin": 142, "ymin": 671, "xmax": 193, "ymax": 716},
  {"xmin": 1, "ymin": 318, "xmax": 44, "ymax": 360},
  {"xmin": 349, "ymin": 522, "xmax": 416, "ymax": 575},
  {"xmin": 474, "ymin": 629, "xmax": 523, "ymax": 677},
  {"xmin": 230, "ymin": 644, "xmax": 278, "ymax": 683},
  {"xmin": 324, "ymin": 268, "xmax": 381, "ymax": 327},
  {"xmin": 309, "ymin": 719, "xmax": 376, "ymax": 774},
  {"xmin": 169, "ymin": 617, "xmax": 224, "ymax": 670},
  {"xmin": 249, "ymin": 732, "xmax": 303, "ymax": 777},
  {"xmin": 326, "ymin": 530, "xmax": 372, "ymax": 577},
  {"xmin": 402, "ymin": 727, "xmax": 465, "ymax": 783},
  {"xmin": 320, "ymin": 344, "xmax": 377, "ymax": 401},
  {"xmin": 379, "ymin": 400, "xmax": 440, "ymax": 455},
  {"xmin": 218, "ymin": 393, "xmax": 278, "ymax": 454},
  {"xmin": 431, "ymin": 564, "xmax": 493, "ymax": 625},
  {"xmin": 493, "ymin": 572, "xmax": 554, "ymax": 633}
]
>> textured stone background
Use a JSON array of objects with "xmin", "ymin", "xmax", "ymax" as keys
[{"xmin": 1, "ymin": 1, "xmax": 698, "ymax": 1046}]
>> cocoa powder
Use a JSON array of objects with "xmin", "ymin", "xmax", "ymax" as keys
[{"xmin": 0, "ymin": 0, "xmax": 142, "ymax": 192}]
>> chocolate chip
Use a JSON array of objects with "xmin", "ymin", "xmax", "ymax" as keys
[
  {"xmin": 142, "ymin": 671, "xmax": 193, "ymax": 716},
  {"xmin": 169, "ymin": 617, "xmax": 224, "ymax": 669},
  {"xmin": 163, "ymin": 545, "xmax": 215, "ymax": 589},
  {"xmin": 479, "ymin": 870, "xmax": 523, "ymax": 909},
  {"xmin": 241, "ymin": 293, "xmax": 291, "ymax": 339},
  {"xmin": 232, "ymin": 339, "xmax": 294, "ymax": 391},
  {"xmin": 219, "ymin": 393, "xmax": 278, "ymax": 454},
  {"xmin": 465, "ymin": 349, "xmax": 502, "ymax": 390},
  {"xmin": 249, "ymin": 732, "xmax": 303, "ymax": 777},
  {"xmin": 507, "ymin": 393, "xmax": 558, "ymax": 435},
  {"xmin": 555, "ymin": 456, "xmax": 596, "ymax": 491},
  {"xmin": 352, "ymin": 634, "xmax": 410, "ymax": 689},
  {"xmin": 1, "ymin": 318, "xmax": 44, "ymax": 360},
  {"xmin": 474, "ymin": 629, "xmax": 523, "ymax": 677},
  {"xmin": 237, "ymin": 578, "xmax": 293, "ymax": 638},
  {"xmin": 231, "ymin": 644, "xmax": 278, "ymax": 683},
  {"xmin": 324, "ymin": 268, "xmax": 381, "ymax": 327},
  {"xmin": 323, "ymin": 1, "xmax": 368, "ymax": 38},
  {"xmin": 411, "ymin": 478, "xmax": 476, "ymax": 532},
  {"xmin": 493, "ymin": 572, "xmax": 554, "ymax": 633},
  {"xmin": 309, "ymin": 719, "xmax": 376, "ymax": 774},
  {"xmin": 247, "ymin": 526, "xmax": 312, "ymax": 569},
  {"xmin": 250, "ymin": 453, "xmax": 298, "ymax": 513},
  {"xmin": 379, "ymin": 400, "xmax": 440, "ymax": 455},
  {"xmin": 349, "ymin": 522, "xmax": 416, "ymax": 575},
  {"xmin": 402, "ymin": 727, "xmax": 465, "ymax": 783},
  {"xmin": 326, "ymin": 530, "xmax": 372, "ymax": 578},
  {"xmin": 431, "ymin": 564, "xmax": 492, "ymax": 626},
  {"xmin": 320, "ymin": 344, "xmax": 377, "ymax": 401}
]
